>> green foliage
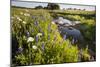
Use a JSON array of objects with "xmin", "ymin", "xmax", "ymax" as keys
[
  {"xmin": 81, "ymin": 47, "xmax": 91, "ymax": 61},
  {"xmin": 47, "ymin": 3, "xmax": 60, "ymax": 10},
  {"xmin": 35, "ymin": 5, "xmax": 43, "ymax": 9},
  {"xmin": 11, "ymin": 7, "xmax": 94, "ymax": 66}
]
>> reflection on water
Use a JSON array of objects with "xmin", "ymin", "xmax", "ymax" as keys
[{"xmin": 52, "ymin": 17, "xmax": 81, "ymax": 26}]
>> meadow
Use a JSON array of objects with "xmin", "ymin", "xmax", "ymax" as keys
[{"xmin": 11, "ymin": 6, "xmax": 96, "ymax": 66}]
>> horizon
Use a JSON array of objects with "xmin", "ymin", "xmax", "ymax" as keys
[{"xmin": 11, "ymin": 1, "xmax": 95, "ymax": 11}]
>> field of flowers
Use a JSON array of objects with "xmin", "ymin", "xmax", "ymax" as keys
[{"xmin": 11, "ymin": 7, "xmax": 95, "ymax": 66}]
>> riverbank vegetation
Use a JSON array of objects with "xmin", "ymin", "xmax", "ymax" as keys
[{"xmin": 11, "ymin": 5, "xmax": 96, "ymax": 66}]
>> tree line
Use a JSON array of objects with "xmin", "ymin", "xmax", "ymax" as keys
[{"xmin": 35, "ymin": 3, "xmax": 60, "ymax": 10}]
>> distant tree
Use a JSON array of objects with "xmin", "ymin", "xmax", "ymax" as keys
[
  {"xmin": 74, "ymin": 8, "xmax": 77, "ymax": 10},
  {"xmin": 44, "ymin": 7, "xmax": 48, "ymax": 9},
  {"xmin": 67, "ymin": 8, "xmax": 72, "ymax": 10},
  {"xmin": 34, "ymin": 5, "xmax": 43, "ymax": 9},
  {"xmin": 47, "ymin": 3, "xmax": 60, "ymax": 10}
]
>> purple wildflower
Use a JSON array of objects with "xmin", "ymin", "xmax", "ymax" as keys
[
  {"xmin": 71, "ymin": 37, "xmax": 77, "ymax": 44},
  {"xmin": 63, "ymin": 35, "xmax": 66, "ymax": 40},
  {"xmin": 26, "ymin": 31, "xmax": 30, "ymax": 37},
  {"xmin": 36, "ymin": 35, "xmax": 38, "ymax": 43},
  {"xmin": 18, "ymin": 47, "xmax": 23, "ymax": 53},
  {"xmin": 32, "ymin": 15, "xmax": 36, "ymax": 19},
  {"xmin": 42, "ymin": 42, "xmax": 45, "ymax": 51},
  {"xmin": 34, "ymin": 21, "xmax": 38, "ymax": 26},
  {"xmin": 71, "ymin": 38, "xmax": 75, "ymax": 44}
]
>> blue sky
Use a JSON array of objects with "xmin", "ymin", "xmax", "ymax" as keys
[{"xmin": 11, "ymin": 1, "xmax": 95, "ymax": 11}]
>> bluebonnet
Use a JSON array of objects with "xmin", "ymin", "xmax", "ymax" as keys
[
  {"xmin": 34, "ymin": 21, "xmax": 38, "ymax": 26},
  {"xmin": 31, "ymin": 29, "xmax": 34, "ymax": 33},
  {"xmin": 63, "ymin": 35, "xmax": 66, "ymax": 40},
  {"xmin": 36, "ymin": 35, "xmax": 38, "ymax": 43},
  {"xmin": 18, "ymin": 47, "xmax": 23, "ymax": 53},
  {"xmin": 26, "ymin": 31, "xmax": 30, "ymax": 37},
  {"xmin": 71, "ymin": 38, "xmax": 75, "ymax": 44},
  {"xmin": 71, "ymin": 37, "xmax": 77, "ymax": 44},
  {"xmin": 42, "ymin": 42, "xmax": 45, "ymax": 51},
  {"xmin": 32, "ymin": 15, "xmax": 36, "ymax": 19}
]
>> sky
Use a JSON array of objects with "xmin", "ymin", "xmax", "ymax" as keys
[{"xmin": 11, "ymin": 1, "xmax": 95, "ymax": 11}]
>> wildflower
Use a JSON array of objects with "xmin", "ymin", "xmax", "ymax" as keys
[
  {"xmin": 22, "ymin": 21, "xmax": 27, "ymax": 24},
  {"xmin": 18, "ymin": 47, "xmax": 23, "ymax": 53},
  {"xmin": 31, "ymin": 29, "xmax": 34, "ymax": 33},
  {"xmin": 32, "ymin": 45, "xmax": 37, "ymax": 50},
  {"xmin": 24, "ymin": 13, "xmax": 30, "ymax": 17},
  {"xmin": 27, "ymin": 37, "xmax": 34, "ymax": 43},
  {"xmin": 34, "ymin": 21, "xmax": 38, "ymax": 26},
  {"xmin": 20, "ymin": 12, "xmax": 23, "ymax": 15},
  {"xmin": 63, "ymin": 35, "xmax": 66, "ymax": 40},
  {"xmin": 51, "ymin": 21, "xmax": 55, "ymax": 24},
  {"xmin": 16, "ymin": 16, "xmax": 22, "ymax": 21},
  {"xmin": 71, "ymin": 37, "xmax": 77, "ymax": 44},
  {"xmin": 35, "ymin": 35, "xmax": 38, "ymax": 43},
  {"xmin": 26, "ymin": 31, "xmax": 30, "ymax": 37},
  {"xmin": 37, "ymin": 33, "xmax": 42, "ymax": 36},
  {"xmin": 42, "ymin": 42, "xmax": 45, "ymax": 50},
  {"xmin": 71, "ymin": 38, "xmax": 75, "ymax": 44},
  {"xmin": 32, "ymin": 15, "xmax": 36, "ymax": 19}
]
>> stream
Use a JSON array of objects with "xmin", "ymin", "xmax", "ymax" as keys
[{"xmin": 52, "ymin": 17, "xmax": 84, "ymax": 44}]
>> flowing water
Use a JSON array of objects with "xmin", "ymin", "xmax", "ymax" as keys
[{"xmin": 52, "ymin": 17, "xmax": 83, "ymax": 43}]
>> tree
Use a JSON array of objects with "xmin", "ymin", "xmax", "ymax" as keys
[
  {"xmin": 34, "ymin": 5, "xmax": 43, "ymax": 9},
  {"xmin": 47, "ymin": 3, "xmax": 60, "ymax": 10}
]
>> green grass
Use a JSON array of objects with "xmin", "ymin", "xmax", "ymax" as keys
[{"xmin": 11, "ymin": 7, "xmax": 95, "ymax": 66}]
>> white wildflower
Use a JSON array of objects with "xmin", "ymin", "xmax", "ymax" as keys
[
  {"xmin": 32, "ymin": 45, "xmax": 37, "ymax": 50},
  {"xmin": 51, "ymin": 21, "xmax": 55, "ymax": 24},
  {"xmin": 24, "ymin": 13, "xmax": 30, "ymax": 17},
  {"xmin": 37, "ymin": 33, "xmax": 42, "ymax": 36},
  {"xmin": 16, "ymin": 16, "xmax": 22, "ymax": 21},
  {"xmin": 20, "ymin": 12, "xmax": 23, "ymax": 15},
  {"xmin": 22, "ymin": 21, "xmax": 27, "ymax": 24},
  {"xmin": 27, "ymin": 37, "xmax": 34, "ymax": 43}
]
